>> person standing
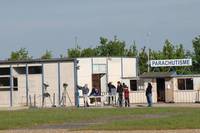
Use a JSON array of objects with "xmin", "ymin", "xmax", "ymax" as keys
[
  {"xmin": 108, "ymin": 82, "xmax": 116, "ymax": 105},
  {"xmin": 146, "ymin": 83, "xmax": 152, "ymax": 107},
  {"xmin": 124, "ymin": 85, "xmax": 130, "ymax": 107},
  {"xmin": 80, "ymin": 84, "xmax": 89, "ymax": 107},
  {"xmin": 117, "ymin": 81, "xmax": 123, "ymax": 107}
]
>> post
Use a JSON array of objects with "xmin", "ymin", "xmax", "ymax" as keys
[
  {"xmin": 34, "ymin": 94, "xmax": 36, "ymax": 107},
  {"xmin": 148, "ymin": 48, "xmax": 150, "ymax": 72},
  {"xmin": 74, "ymin": 59, "xmax": 79, "ymax": 107},
  {"xmin": 25, "ymin": 64, "xmax": 29, "ymax": 106},
  {"xmin": 41, "ymin": 63, "xmax": 45, "ymax": 107},
  {"xmin": 29, "ymin": 95, "xmax": 32, "ymax": 107},
  {"xmin": 9, "ymin": 65, "xmax": 13, "ymax": 107},
  {"xmin": 58, "ymin": 62, "xmax": 61, "ymax": 105}
]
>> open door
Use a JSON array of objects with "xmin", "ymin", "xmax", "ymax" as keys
[
  {"xmin": 156, "ymin": 78, "xmax": 165, "ymax": 102},
  {"xmin": 92, "ymin": 74, "xmax": 101, "ymax": 92}
]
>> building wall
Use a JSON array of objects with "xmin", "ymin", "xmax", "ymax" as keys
[
  {"xmin": 60, "ymin": 62, "xmax": 75, "ymax": 106},
  {"xmin": 77, "ymin": 57, "xmax": 137, "ymax": 106},
  {"xmin": 173, "ymin": 77, "xmax": 200, "ymax": 103},
  {"xmin": 0, "ymin": 61, "xmax": 75, "ymax": 107}
]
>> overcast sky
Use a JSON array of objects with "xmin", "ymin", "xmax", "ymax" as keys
[{"xmin": 0, "ymin": 0, "xmax": 200, "ymax": 59}]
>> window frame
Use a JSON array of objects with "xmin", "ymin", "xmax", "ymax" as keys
[{"xmin": 177, "ymin": 78, "xmax": 194, "ymax": 90}]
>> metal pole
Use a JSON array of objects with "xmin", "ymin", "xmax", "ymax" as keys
[
  {"xmin": 41, "ymin": 63, "xmax": 45, "ymax": 107},
  {"xmin": 148, "ymin": 48, "xmax": 150, "ymax": 72},
  {"xmin": 25, "ymin": 64, "xmax": 29, "ymax": 106},
  {"xmin": 58, "ymin": 62, "xmax": 61, "ymax": 105},
  {"xmin": 10, "ymin": 65, "xmax": 13, "ymax": 107},
  {"xmin": 74, "ymin": 59, "xmax": 79, "ymax": 107}
]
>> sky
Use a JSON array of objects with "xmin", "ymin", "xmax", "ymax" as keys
[{"xmin": 0, "ymin": 0, "xmax": 200, "ymax": 59}]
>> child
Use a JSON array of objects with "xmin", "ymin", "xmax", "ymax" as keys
[{"xmin": 124, "ymin": 85, "xmax": 130, "ymax": 107}]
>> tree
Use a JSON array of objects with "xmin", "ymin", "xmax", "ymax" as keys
[
  {"xmin": 126, "ymin": 41, "xmax": 138, "ymax": 57},
  {"xmin": 192, "ymin": 35, "xmax": 200, "ymax": 73},
  {"xmin": 41, "ymin": 50, "xmax": 53, "ymax": 59},
  {"xmin": 9, "ymin": 48, "xmax": 32, "ymax": 61},
  {"xmin": 81, "ymin": 48, "xmax": 97, "ymax": 57},
  {"xmin": 162, "ymin": 40, "xmax": 175, "ymax": 59},
  {"xmin": 138, "ymin": 46, "xmax": 148, "ymax": 74},
  {"xmin": 67, "ymin": 45, "xmax": 82, "ymax": 58},
  {"xmin": 96, "ymin": 36, "xmax": 127, "ymax": 56}
]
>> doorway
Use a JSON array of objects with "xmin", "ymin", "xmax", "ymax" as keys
[
  {"xmin": 156, "ymin": 78, "xmax": 165, "ymax": 102},
  {"xmin": 92, "ymin": 74, "xmax": 101, "ymax": 93}
]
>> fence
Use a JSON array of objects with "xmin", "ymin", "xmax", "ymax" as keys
[{"xmin": 173, "ymin": 90, "xmax": 200, "ymax": 103}]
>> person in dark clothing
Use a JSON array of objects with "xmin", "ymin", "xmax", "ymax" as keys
[
  {"xmin": 124, "ymin": 85, "xmax": 130, "ymax": 107},
  {"xmin": 108, "ymin": 82, "xmax": 116, "ymax": 105},
  {"xmin": 146, "ymin": 82, "xmax": 152, "ymax": 107},
  {"xmin": 89, "ymin": 86, "xmax": 100, "ymax": 104},
  {"xmin": 117, "ymin": 81, "xmax": 123, "ymax": 107}
]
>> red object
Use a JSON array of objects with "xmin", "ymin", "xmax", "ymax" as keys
[{"xmin": 124, "ymin": 88, "xmax": 129, "ymax": 98}]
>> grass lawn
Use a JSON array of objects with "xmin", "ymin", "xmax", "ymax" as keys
[{"xmin": 1, "ymin": 107, "xmax": 200, "ymax": 130}]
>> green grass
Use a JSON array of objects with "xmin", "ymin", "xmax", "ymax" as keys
[{"xmin": 1, "ymin": 107, "xmax": 200, "ymax": 130}]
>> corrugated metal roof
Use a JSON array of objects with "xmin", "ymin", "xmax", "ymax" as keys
[
  {"xmin": 140, "ymin": 72, "xmax": 200, "ymax": 78},
  {"xmin": 0, "ymin": 58, "xmax": 75, "ymax": 65},
  {"xmin": 140, "ymin": 72, "xmax": 176, "ymax": 78}
]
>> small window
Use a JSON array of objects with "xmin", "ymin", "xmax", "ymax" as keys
[
  {"xmin": 186, "ymin": 79, "xmax": 193, "ymax": 90},
  {"xmin": 0, "ymin": 77, "xmax": 18, "ymax": 91},
  {"xmin": 14, "ymin": 78, "xmax": 18, "ymax": 91},
  {"xmin": 178, "ymin": 78, "xmax": 193, "ymax": 90},
  {"xmin": 0, "ymin": 77, "xmax": 10, "ymax": 86},
  {"xmin": 0, "ymin": 68, "xmax": 10, "ymax": 75},
  {"xmin": 130, "ymin": 80, "xmax": 137, "ymax": 91},
  {"xmin": 178, "ymin": 79, "xmax": 185, "ymax": 90},
  {"xmin": 28, "ymin": 66, "xmax": 42, "ymax": 74}
]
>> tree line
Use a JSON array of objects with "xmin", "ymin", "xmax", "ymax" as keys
[{"xmin": 7, "ymin": 35, "xmax": 200, "ymax": 74}]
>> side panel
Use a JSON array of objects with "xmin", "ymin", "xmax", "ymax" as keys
[
  {"xmin": 122, "ymin": 58, "xmax": 137, "ymax": 78},
  {"xmin": 60, "ymin": 62, "xmax": 75, "ymax": 106},
  {"xmin": 107, "ymin": 58, "xmax": 121, "ymax": 87},
  {"xmin": 77, "ymin": 58, "xmax": 92, "ymax": 106},
  {"xmin": 43, "ymin": 63, "xmax": 58, "ymax": 107}
]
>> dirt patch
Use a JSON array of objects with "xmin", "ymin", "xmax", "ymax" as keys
[{"xmin": 30, "ymin": 112, "xmax": 177, "ymax": 130}]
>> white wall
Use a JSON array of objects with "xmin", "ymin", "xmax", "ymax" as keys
[
  {"xmin": 77, "ymin": 58, "xmax": 92, "ymax": 90},
  {"xmin": 0, "ymin": 61, "xmax": 75, "ymax": 107},
  {"xmin": 122, "ymin": 58, "xmax": 137, "ymax": 78},
  {"xmin": 107, "ymin": 58, "xmax": 121, "ymax": 87},
  {"xmin": 60, "ymin": 62, "xmax": 75, "ymax": 106}
]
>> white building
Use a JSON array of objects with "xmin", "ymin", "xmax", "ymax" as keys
[
  {"xmin": 0, "ymin": 57, "xmax": 200, "ymax": 107},
  {"xmin": 76, "ymin": 57, "xmax": 138, "ymax": 105},
  {"xmin": 0, "ymin": 59, "xmax": 76, "ymax": 107}
]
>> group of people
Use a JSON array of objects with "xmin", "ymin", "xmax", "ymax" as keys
[
  {"xmin": 108, "ymin": 81, "xmax": 130, "ymax": 107},
  {"xmin": 78, "ymin": 81, "xmax": 153, "ymax": 107}
]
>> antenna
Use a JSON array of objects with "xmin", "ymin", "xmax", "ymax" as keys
[{"xmin": 75, "ymin": 36, "xmax": 78, "ymax": 49}]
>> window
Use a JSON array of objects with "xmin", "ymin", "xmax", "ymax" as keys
[
  {"xmin": 28, "ymin": 66, "xmax": 42, "ymax": 74},
  {"xmin": 178, "ymin": 78, "xmax": 193, "ymax": 90},
  {"xmin": 130, "ymin": 80, "xmax": 137, "ymax": 91},
  {"xmin": 14, "ymin": 66, "xmax": 42, "ymax": 74},
  {"xmin": 0, "ymin": 68, "xmax": 10, "ymax": 75},
  {"xmin": 93, "ymin": 64, "xmax": 106, "ymax": 74},
  {"xmin": 0, "ymin": 77, "xmax": 18, "ymax": 91}
]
